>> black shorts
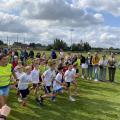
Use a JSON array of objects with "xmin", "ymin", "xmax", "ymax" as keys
[
  {"xmin": 33, "ymin": 83, "xmax": 39, "ymax": 88},
  {"xmin": 44, "ymin": 86, "xmax": 51, "ymax": 94},
  {"xmin": 19, "ymin": 88, "xmax": 29, "ymax": 99},
  {"xmin": 66, "ymin": 82, "xmax": 71, "ymax": 88}
]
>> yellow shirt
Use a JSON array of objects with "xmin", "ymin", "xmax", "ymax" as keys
[
  {"xmin": 92, "ymin": 56, "xmax": 100, "ymax": 65},
  {"xmin": 0, "ymin": 64, "xmax": 12, "ymax": 87}
]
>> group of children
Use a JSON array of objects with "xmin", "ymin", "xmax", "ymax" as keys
[{"xmin": 13, "ymin": 56, "xmax": 80, "ymax": 106}]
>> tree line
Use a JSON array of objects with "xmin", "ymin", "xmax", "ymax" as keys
[{"xmin": 0, "ymin": 39, "xmax": 120, "ymax": 52}]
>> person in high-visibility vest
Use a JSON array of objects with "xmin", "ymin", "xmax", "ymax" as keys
[{"xmin": 0, "ymin": 54, "xmax": 18, "ymax": 108}]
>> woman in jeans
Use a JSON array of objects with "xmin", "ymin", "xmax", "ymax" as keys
[
  {"xmin": 86, "ymin": 52, "xmax": 93, "ymax": 80},
  {"xmin": 92, "ymin": 52, "xmax": 100, "ymax": 82},
  {"xmin": 99, "ymin": 55, "xmax": 108, "ymax": 81},
  {"xmin": 108, "ymin": 53, "xmax": 117, "ymax": 82}
]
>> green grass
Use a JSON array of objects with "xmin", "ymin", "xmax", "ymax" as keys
[
  {"xmin": 7, "ymin": 52, "xmax": 120, "ymax": 120},
  {"xmin": 8, "ymin": 68, "xmax": 120, "ymax": 120}
]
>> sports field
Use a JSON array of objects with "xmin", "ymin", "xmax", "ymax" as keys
[{"xmin": 7, "ymin": 52, "xmax": 120, "ymax": 120}]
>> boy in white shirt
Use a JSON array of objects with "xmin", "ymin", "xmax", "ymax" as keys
[
  {"xmin": 18, "ymin": 66, "xmax": 32, "ymax": 106},
  {"xmin": 37, "ymin": 61, "xmax": 56, "ymax": 105},
  {"xmin": 52, "ymin": 66, "xmax": 63, "ymax": 101},
  {"xmin": 30, "ymin": 59, "xmax": 41, "ymax": 97},
  {"xmin": 15, "ymin": 65, "xmax": 24, "ymax": 102},
  {"xmin": 64, "ymin": 63, "xmax": 76, "ymax": 102}
]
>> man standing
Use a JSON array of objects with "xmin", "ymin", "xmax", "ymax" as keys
[{"xmin": 108, "ymin": 53, "xmax": 117, "ymax": 82}]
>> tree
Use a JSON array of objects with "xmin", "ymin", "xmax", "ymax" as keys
[
  {"xmin": 29, "ymin": 43, "xmax": 36, "ymax": 48},
  {"xmin": 53, "ymin": 38, "xmax": 68, "ymax": 50},
  {"xmin": 0, "ymin": 40, "xmax": 4, "ymax": 45},
  {"xmin": 83, "ymin": 42, "xmax": 91, "ymax": 51}
]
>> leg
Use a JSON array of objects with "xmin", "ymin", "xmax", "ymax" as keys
[
  {"xmin": 72, "ymin": 80, "xmax": 78, "ymax": 94},
  {"xmin": 112, "ymin": 68, "xmax": 116, "ymax": 82},
  {"xmin": 109, "ymin": 68, "xmax": 112, "ymax": 82},
  {"xmin": 0, "ymin": 96, "xmax": 6, "ymax": 108},
  {"xmin": 103, "ymin": 68, "xmax": 107, "ymax": 81},
  {"xmin": 99, "ymin": 68, "xmax": 102, "ymax": 81}
]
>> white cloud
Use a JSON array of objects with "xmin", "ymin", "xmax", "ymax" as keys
[
  {"xmin": 0, "ymin": 12, "xmax": 29, "ymax": 33},
  {"xmin": 20, "ymin": 0, "xmax": 104, "ymax": 27},
  {"xmin": 74, "ymin": 0, "xmax": 120, "ymax": 17},
  {"xmin": 0, "ymin": 0, "xmax": 119, "ymax": 48}
]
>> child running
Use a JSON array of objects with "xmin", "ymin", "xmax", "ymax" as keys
[
  {"xmin": 64, "ymin": 63, "xmax": 76, "ymax": 102},
  {"xmin": 17, "ymin": 66, "xmax": 32, "ymax": 106},
  {"xmin": 36, "ymin": 61, "xmax": 56, "ymax": 105},
  {"xmin": 52, "ymin": 65, "xmax": 64, "ymax": 101},
  {"xmin": 30, "ymin": 58, "xmax": 41, "ymax": 99}
]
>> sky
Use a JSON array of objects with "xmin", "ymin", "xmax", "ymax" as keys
[{"xmin": 0, "ymin": 0, "xmax": 120, "ymax": 48}]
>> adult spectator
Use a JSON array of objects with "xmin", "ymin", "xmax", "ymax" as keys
[
  {"xmin": 59, "ymin": 49, "xmax": 64, "ymax": 58},
  {"xmin": 0, "ymin": 54, "xmax": 17, "ymax": 108},
  {"xmin": 36, "ymin": 52, "xmax": 41, "ymax": 59},
  {"xmin": 80, "ymin": 54, "xmax": 88, "ymax": 79},
  {"xmin": 29, "ymin": 49, "xmax": 34, "ymax": 59},
  {"xmin": 99, "ymin": 54, "xmax": 108, "ymax": 81},
  {"xmin": 86, "ymin": 52, "xmax": 93, "ymax": 80},
  {"xmin": 51, "ymin": 50, "xmax": 57, "ymax": 59},
  {"xmin": 108, "ymin": 53, "xmax": 117, "ymax": 82},
  {"xmin": 92, "ymin": 52, "xmax": 100, "ymax": 81},
  {"xmin": 14, "ymin": 49, "xmax": 19, "ymax": 57}
]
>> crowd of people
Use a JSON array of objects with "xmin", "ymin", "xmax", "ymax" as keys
[{"xmin": 0, "ymin": 47, "xmax": 118, "ymax": 119}]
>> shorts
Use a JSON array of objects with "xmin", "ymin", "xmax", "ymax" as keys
[
  {"xmin": 66, "ymin": 82, "xmax": 71, "ymax": 88},
  {"xmin": 0, "ymin": 86, "xmax": 10, "ymax": 96},
  {"xmin": 33, "ymin": 83, "xmax": 39, "ymax": 88},
  {"xmin": 53, "ymin": 87, "xmax": 63, "ymax": 94},
  {"xmin": 19, "ymin": 88, "xmax": 29, "ymax": 99},
  {"xmin": 44, "ymin": 86, "xmax": 51, "ymax": 94}
]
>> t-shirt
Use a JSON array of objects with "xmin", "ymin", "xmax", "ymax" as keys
[
  {"xmin": 64, "ymin": 69, "xmax": 74, "ymax": 82},
  {"xmin": 43, "ymin": 69, "xmax": 56, "ymax": 86},
  {"xmin": 72, "ymin": 68, "xmax": 76, "ymax": 75},
  {"xmin": 31, "ymin": 69, "xmax": 40, "ymax": 84},
  {"xmin": 15, "ymin": 71, "xmax": 24, "ymax": 79},
  {"xmin": 18, "ymin": 73, "xmax": 31, "ymax": 90},
  {"xmin": 53, "ymin": 73, "xmax": 62, "ymax": 91},
  {"xmin": 99, "ymin": 59, "xmax": 108, "ymax": 67}
]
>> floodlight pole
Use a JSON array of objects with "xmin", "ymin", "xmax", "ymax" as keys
[{"xmin": 70, "ymin": 29, "xmax": 74, "ymax": 50}]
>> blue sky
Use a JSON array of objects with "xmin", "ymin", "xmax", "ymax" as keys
[{"xmin": 0, "ymin": 0, "xmax": 120, "ymax": 48}]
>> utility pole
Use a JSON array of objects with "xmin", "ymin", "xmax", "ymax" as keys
[
  {"xmin": 70, "ymin": 28, "xmax": 74, "ymax": 51},
  {"xmin": 17, "ymin": 34, "xmax": 19, "ymax": 43}
]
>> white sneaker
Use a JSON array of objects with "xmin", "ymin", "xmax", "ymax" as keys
[
  {"xmin": 82, "ymin": 76, "xmax": 84, "ymax": 79},
  {"xmin": 69, "ymin": 96, "xmax": 76, "ymax": 102},
  {"xmin": 52, "ymin": 99, "xmax": 56, "ymax": 102},
  {"xmin": 18, "ymin": 97, "xmax": 22, "ymax": 103},
  {"xmin": 94, "ymin": 79, "xmax": 98, "ymax": 82},
  {"xmin": 87, "ymin": 77, "xmax": 89, "ymax": 80}
]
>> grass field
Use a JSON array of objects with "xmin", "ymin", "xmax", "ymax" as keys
[{"xmin": 7, "ymin": 52, "xmax": 120, "ymax": 120}]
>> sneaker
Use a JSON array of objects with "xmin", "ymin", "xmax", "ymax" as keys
[
  {"xmin": 18, "ymin": 97, "xmax": 22, "ymax": 103},
  {"xmin": 36, "ymin": 97, "xmax": 43, "ymax": 106},
  {"xmin": 52, "ymin": 99, "xmax": 56, "ymax": 102},
  {"xmin": 90, "ymin": 77, "xmax": 92, "ymax": 80},
  {"xmin": 82, "ymin": 76, "xmax": 84, "ymax": 79},
  {"xmin": 94, "ymin": 79, "xmax": 98, "ymax": 82},
  {"xmin": 69, "ymin": 96, "xmax": 76, "ymax": 102}
]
